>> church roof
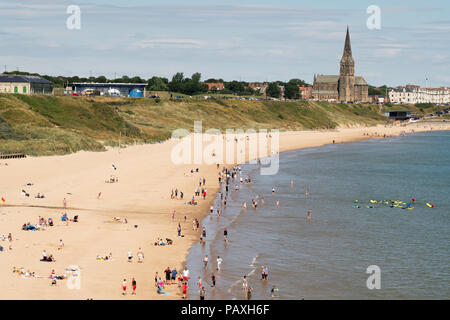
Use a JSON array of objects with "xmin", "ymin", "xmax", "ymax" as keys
[
  {"xmin": 355, "ymin": 76, "xmax": 368, "ymax": 85},
  {"xmin": 315, "ymin": 75, "xmax": 339, "ymax": 83}
]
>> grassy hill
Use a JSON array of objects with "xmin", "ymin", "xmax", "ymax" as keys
[{"xmin": 0, "ymin": 94, "xmax": 388, "ymax": 156}]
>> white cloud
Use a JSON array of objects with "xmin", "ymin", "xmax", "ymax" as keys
[{"xmin": 137, "ymin": 39, "xmax": 207, "ymax": 49}]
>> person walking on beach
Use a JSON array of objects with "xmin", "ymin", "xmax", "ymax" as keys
[
  {"xmin": 127, "ymin": 251, "xmax": 133, "ymax": 262},
  {"xmin": 211, "ymin": 273, "xmax": 216, "ymax": 287},
  {"xmin": 137, "ymin": 248, "xmax": 144, "ymax": 263},
  {"xmin": 177, "ymin": 223, "xmax": 182, "ymax": 237},
  {"xmin": 122, "ymin": 279, "xmax": 127, "ymax": 295},
  {"xmin": 203, "ymin": 255, "xmax": 209, "ymax": 269},
  {"xmin": 199, "ymin": 286, "xmax": 206, "ymax": 300},
  {"xmin": 247, "ymin": 286, "xmax": 253, "ymax": 300},
  {"xmin": 224, "ymin": 228, "xmax": 228, "ymax": 242},
  {"xmin": 172, "ymin": 210, "xmax": 175, "ymax": 220},
  {"xmin": 132, "ymin": 278, "xmax": 137, "ymax": 295},
  {"xmin": 242, "ymin": 276, "xmax": 248, "ymax": 293},
  {"xmin": 202, "ymin": 227, "xmax": 206, "ymax": 238},
  {"xmin": 182, "ymin": 281, "xmax": 188, "ymax": 299},
  {"xmin": 165, "ymin": 267, "xmax": 172, "ymax": 284},
  {"xmin": 171, "ymin": 268, "xmax": 178, "ymax": 285},
  {"xmin": 264, "ymin": 266, "xmax": 269, "ymax": 280},
  {"xmin": 276, "ymin": 200, "xmax": 279, "ymax": 208},
  {"xmin": 216, "ymin": 256, "xmax": 223, "ymax": 271},
  {"xmin": 182, "ymin": 267, "xmax": 190, "ymax": 282}
]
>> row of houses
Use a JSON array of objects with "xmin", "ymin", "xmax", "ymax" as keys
[{"xmin": 389, "ymin": 85, "xmax": 450, "ymax": 104}]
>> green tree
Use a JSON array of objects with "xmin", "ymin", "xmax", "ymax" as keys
[
  {"xmin": 266, "ymin": 83, "xmax": 281, "ymax": 98},
  {"xmin": 147, "ymin": 77, "xmax": 168, "ymax": 91},
  {"xmin": 284, "ymin": 82, "xmax": 300, "ymax": 99},
  {"xmin": 168, "ymin": 72, "xmax": 184, "ymax": 93}
]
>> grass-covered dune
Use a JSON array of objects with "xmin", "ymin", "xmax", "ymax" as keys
[{"xmin": 0, "ymin": 94, "xmax": 388, "ymax": 156}]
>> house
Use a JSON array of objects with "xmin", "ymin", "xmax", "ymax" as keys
[
  {"xmin": 205, "ymin": 82, "xmax": 224, "ymax": 91},
  {"xmin": 0, "ymin": 74, "xmax": 54, "ymax": 94}
]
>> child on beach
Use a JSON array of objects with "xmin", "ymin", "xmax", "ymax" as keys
[
  {"xmin": 122, "ymin": 279, "xmax": 127, "ymax": 295},
  {"xmin": 182, "ymin": 281, "xmax": 188, "ymax": 299}
]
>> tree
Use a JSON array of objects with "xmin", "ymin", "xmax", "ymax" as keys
[
  {"xmin": 288, "ymin": 78, "xmax": 308, "ymax": 86},
  {"xmin": 284, "ymin": 82, "xmax": 300, "ymax": 99},
  {"xmin": 147, "ymin": 77, "xmax": 168, "ymax": 91},
  {"xmin": 168, "ymin": 72, "xmax": 184, "ymax": 93},
  {"xmin": 266, "ymin": 82, "xmax": 281, "ymax": 98},
  {"xmin": 225, "ymin": 81, "xmax": 245, "ymax": 94}
]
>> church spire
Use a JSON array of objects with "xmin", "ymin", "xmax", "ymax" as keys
[{"xmin": 343, "ymin": 26, "xmax": 352, "ymax": 57}]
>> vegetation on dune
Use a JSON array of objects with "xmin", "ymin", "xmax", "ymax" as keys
[{"xmin": 0, "ymin": 94, "xmax": 389, "ymax": 156}]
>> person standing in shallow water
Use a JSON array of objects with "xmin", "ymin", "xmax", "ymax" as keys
[{"xmin": 307, "ymin": 210, "xmax": 312, "ymax": 222}]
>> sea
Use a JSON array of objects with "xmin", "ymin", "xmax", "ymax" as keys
[{"xmin": 185, "ymin": 131, "xmax": 450, "ymax": 300}]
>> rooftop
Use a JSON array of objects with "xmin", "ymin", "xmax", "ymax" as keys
[{"xmin": 0, "ymin": 74, "xmax": 53, "ymax": 84}]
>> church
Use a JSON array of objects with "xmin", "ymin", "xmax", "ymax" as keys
[{"xmin": 312, "ymin": 27, "xmax": 369, "ymax": 102}]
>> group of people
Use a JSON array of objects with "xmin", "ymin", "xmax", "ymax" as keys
[
  {"xmin": 154, "ymin": 238, "xmax": 173, "ymax": 246},
  {"xmin": 127, "ymin": 248, "xmax": 145, "ymax": 263},
  {"xmin": 40, "ymin": 249, "xmax": 55, "ymax": 262},
  {"xmin": 13, "ymin": 267, "xmax": 38, "ymax": 278},
  {"xmin": 122, "ymin": 278, "xmax": 137, "ymax": 295},
  {"xmin": 170, "ymin": 188, "xmax": 184, "ymax": 200}
]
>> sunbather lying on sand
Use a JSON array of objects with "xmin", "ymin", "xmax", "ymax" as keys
[
  {"xmin": 13, "ymin": 267, "xmax": 39, "ymax": 278},
  {"xmin": 96, "ymin": 252, "xmax": 113, "ymax": 261}
]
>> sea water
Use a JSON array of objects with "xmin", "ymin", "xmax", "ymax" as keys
[{"xmin": 186, "ymin": 131, "xmax": 450, "ymax": 299}]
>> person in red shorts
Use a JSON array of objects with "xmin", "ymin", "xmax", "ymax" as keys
[
  {"xmin": 122, "ymin": 279, "xmax": 127, "ymax": 295},
  {"xmin": 182, "ymin": 281, "xmax": 188, "ymax": 299},
  {"xmin": 132, "ymin": 278, "xmax": 136, "ymax": 295}
]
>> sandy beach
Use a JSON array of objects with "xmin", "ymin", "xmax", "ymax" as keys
[{"xmin": 0, "ymin": 121, "xmax": 449, "ymax": 300}]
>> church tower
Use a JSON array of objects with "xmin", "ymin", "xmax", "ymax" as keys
[{"xmin": 339, "ymin": 27, "xmax": 355, "ymax": 102}]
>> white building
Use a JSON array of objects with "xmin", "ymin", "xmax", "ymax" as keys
[{"xmin": 389, "ymin": 86, "xmax": 450, "ymax": 104}]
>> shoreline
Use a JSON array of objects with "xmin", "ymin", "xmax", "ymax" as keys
[{"xmin": 0, "ymin": 121, "xmax": 449, "ymax": 300}]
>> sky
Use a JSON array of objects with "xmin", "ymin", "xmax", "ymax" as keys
[{"xmin": 0, "ymin": 0, "xmax": 449, "ymax": 87}]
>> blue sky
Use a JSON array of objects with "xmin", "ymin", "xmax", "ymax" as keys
[{"xmin": 0, "ymin": 0, "xmax": 449, "ymax": 87}]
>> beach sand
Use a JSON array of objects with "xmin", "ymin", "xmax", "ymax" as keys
[{"xmin": 0, "ymin": 121, "xmax": 448, "ymax": 299}]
